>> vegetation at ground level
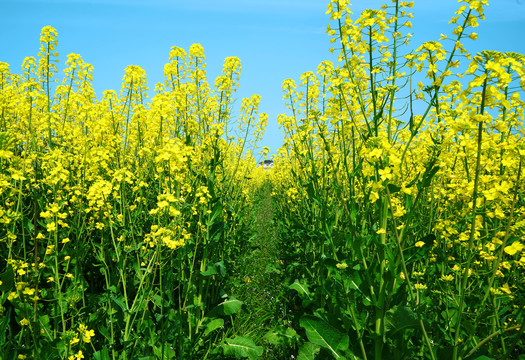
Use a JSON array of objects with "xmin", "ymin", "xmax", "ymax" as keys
[{"xmin": 1, "ymin": 0, "xmax": 524, "ymax": 359}]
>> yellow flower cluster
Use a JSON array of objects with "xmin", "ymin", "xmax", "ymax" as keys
[{"xmin": 0, "ymin": 25, "xmax": 268, "ymax": 357}]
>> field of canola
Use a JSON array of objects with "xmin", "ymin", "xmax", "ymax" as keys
[{"xmin": 1, "ymin": 0, "xmax": 524, "ymax": 359}]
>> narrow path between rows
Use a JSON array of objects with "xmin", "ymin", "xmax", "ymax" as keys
[{"xmin": 228, "ymin": 182, "xmax": 292, "ymax": 359}]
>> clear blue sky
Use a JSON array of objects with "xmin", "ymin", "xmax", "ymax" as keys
[{"xmin": 2, "ymin": 0, "xmax": 524, "ymax": 154}]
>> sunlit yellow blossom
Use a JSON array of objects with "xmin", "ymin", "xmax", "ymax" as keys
[
  {"xmin": 504, "ymin": 242, "xmax": 524, "ymax": 256},
  {"xmin": 69, "ymin": 350, "xmax": 84, "ymax": 360},
  {"xmin": 439, "ymin": 274, "xmax": 454, "ymax": 282},
  {"xmin": 78, "ymin": 324, "xmax": 95, "ymax": 343},
  {"xmin": 499, "ymin": 283, "xmax": 512, "ymax": 295},
  {"xmin": 23, "ymin": 288, "xmax": 35, "ymax": 296}
]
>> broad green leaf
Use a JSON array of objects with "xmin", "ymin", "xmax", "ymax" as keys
[
  {"xmin": 300, "ymin": 315, "xmax": 349, "ymax": 359},
  {"xmin": 385, "ymin": 305, "xmax": 420, "ymax": 334},
  {"xmin": 222, "ymin": 336, "xmax": 263, "ymax": 359},
  {"xmin": 215, "ymin": 260, "xmax": 226, "ymax": 277},
  {"xmin": 0, "ymin": 267, "xmax": 14, "ymax": 292},
  {"xmin": 204, "ymin": 318, "xmax": 224, "ymax": 336},
  {"xmin": 387, "ymin": 183, "xmax": 401, "ymax": 194},
  {"xmin": 289, "ymin": 280, "xmax": 312, "ymax": 299},
  {"xmin": 264, "ymin": 326, "xmax": 299, "ymax": 345},
  {"xmin": 154, "ymin": 344, "xmax": 176, "ymax": 358},
  {"xmin": 201, "ymin": 261, "xmax": 226, "ymax": 277},
  {"xmin": 208, "ymin": 298, "xmax": 243, "ymax": 317},
  {"xmin": 110, "ymin": 294, "xmax": 128, "ymax": 313},
  {"xmin": 297, "ymin": 342, "xmax": 321, "ymax": 360},
  {"xmin": 201, "ymin": 264, "xmax": 218, "ymax": 277},
  {"xmin": 93, "ymin": 347, "xmax": 110, "ymax": 360},
  {"xmin": 419, "ymin": 165, "xmax": 440, "ymax": 189}
]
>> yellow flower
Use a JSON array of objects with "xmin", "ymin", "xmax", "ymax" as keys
[
  {"xmin": 336, "ymin": 262, "xmax": 348, "ymax": 270},
  {"xmin": 20, "ymin": 318, "xmax": 30, "ymax": 326},
  {"xmin": 414, "ymin": 283, "xmax": 427, "ymax": 290},
  {"xmin": 78, "ymin": 324, "xmax": 95, "ymax": 343},
  {"xmin": 45, "ymin": 245, "xmax": 55, "ymax": 255},
  {"xmin": 376, "ymin": 228, "xmax": 386, "ymax": 234},
  {"xmin": 70, "ymin": 337, "xmax": 80, "ymax": 345},
  {"xmin": 46, "ymin": 221, "xmax": 57, "ymax": 232},
  {"xmin": 23, "ymin": 288, "xmax": 35, "ymax": 296},
  {"xmin": 499, "ymin": 283, "xmax": 512, "ymax": 295},
  {"xmin": 415, "ymin": 241, "xmax": 425, "ymax": 248},
  {"xmin": 439, "ymin": 274, "xmax": 454, "ymax": 282},
  {"xmin": 504, "ymin": 242, "xmax": 524, "ymax": 256}
]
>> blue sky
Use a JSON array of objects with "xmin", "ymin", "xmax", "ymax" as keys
[{"xmin": 2, "ymin": 0, "xmax": 525, "ymax": 154}]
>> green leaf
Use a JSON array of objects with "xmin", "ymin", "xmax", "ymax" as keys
[
  {"xmin": 419, "ymin": 165, "xmax": 440, "ymax": 189},
  {"xmin": 264, "ymin": 326, "xmax": 299, "ymax": 346},
  {"xmin": 200, "ymin": 264, "xmax": 218, "ymax": 277},
  {"xmin": 154, "ymin": 344, "xmax": 176, "ymax": 358},
  {"xmin": 215, "ymin": 260, "xmax": 226, "ymax": 277},
  {"xmin": 98, "ymin": 325, "xmax": 111, "ymax": 341},
  {"xmin": 93, "ymin": 347, "xmax": 110, "ymax": 360},
  {"xmin": 201, "ymin": 261, "xmax": 227, "ymax": 278},
  {"xmin": 208, "ymin": 298, "xmax": 243, "ymax": 317},
  {"xmin": 204, "ymin": 318, "xmax": 224, "ymax": 336},
  {"xmin": 387, "ymin": 183, "xmax": 401, "ymax": 194},
  {"xmin": 300, "ymin": 315, "xmax": 349, "ymax": 359},
  {"xmin": 472, "ymin": 356, "xmax": 495, "ymax": 360},
  {"xmin": 0, "ymin": 267, "xmax": 14, "ymax": 292},
  {"xmin": 349, "ymin": 206, "xmax": 358, "ymax": 225},
  {"xmin": 110, "ymin": 295, "xmax": 128, "ymax": 313},
  {"xmin": 289, "ymin": 280, "xmax": 312, "ymax": 300},
  {"xmin": 297, "ymin": 342, "xmax": 321, "ymax": 360},
  {"xmin": 222, "ymin": 336, "xmax": 263, "ymax": 359},
  {"xmin": 385, "ymin": 305, "xmax": 420, "ymax": 334}
]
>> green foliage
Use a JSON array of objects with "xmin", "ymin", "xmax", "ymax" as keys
[{"xmin": 222, "ymin": 336, "xmax": 264, "ymax": 359}]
